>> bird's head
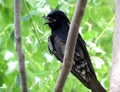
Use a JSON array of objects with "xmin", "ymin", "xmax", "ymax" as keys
[{"xmin": 43, "ymin": 10, "xmax": 70, "ymax": 30}]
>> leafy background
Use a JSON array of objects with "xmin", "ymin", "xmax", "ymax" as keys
[{"xmin": 0, "ymin": 0, "xmax": 114, "ymax": 92}]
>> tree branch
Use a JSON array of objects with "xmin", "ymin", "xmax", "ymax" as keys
[
  {"xmin": 110, "ymin": 0, "xmax": 120, "ymax": 91},
  {"xmin": 54, "ymin": 0, "xmax": 88, "ymax": 92},
  {"xmin": 14, "ymin": 0, "xmax": 28, "ymax": 92}
]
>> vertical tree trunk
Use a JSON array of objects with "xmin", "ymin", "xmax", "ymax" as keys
[
  {"xmin": 110, "ymin": 0, "xmax": 120, "ymax": 91},
  {"xmin": 14, "ymin": 0, "xmax": 28, "ymax": 92}
]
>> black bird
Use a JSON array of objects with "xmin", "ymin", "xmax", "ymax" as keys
[{"xmin": 43, "ymin": 10, "xmax": 106, "ymax": 92}]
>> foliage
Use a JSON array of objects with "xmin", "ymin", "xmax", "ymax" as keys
[{"xmin": 0, "ymin": 0, "xmax": 114, "ymax": 92}]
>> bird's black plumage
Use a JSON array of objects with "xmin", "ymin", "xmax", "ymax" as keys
[{"xmin": 43, "ymin": 10, "xmax": 106, "ymax": 92}]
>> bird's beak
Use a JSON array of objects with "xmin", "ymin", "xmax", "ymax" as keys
[{"xmin": 42, "ymin": 16, "xmax": 56, "ymax": 25}]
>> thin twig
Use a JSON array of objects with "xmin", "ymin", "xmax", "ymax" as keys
[
  {"xmin": 23, "ymin": 0, "xmax": 40, "ymax": 42},
  {"xmin": 54, "ymin": 0, "xmax": 88, "ymax": 92},
  {"xmin": 94, "ymin": 16, "xmax": 114, "ymax": 43},
  {"xmin": 14, "ymin": 0, "xmax": 28, "ymax": 92}
]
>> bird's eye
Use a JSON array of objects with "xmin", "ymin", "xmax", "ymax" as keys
[{"xmin": 55, "ymin": 15, "xmax": 59, "ymax": 19}]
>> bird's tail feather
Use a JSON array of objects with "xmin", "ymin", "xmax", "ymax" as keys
[
  {"xmin": 88, "ymin": 78, "xmax": 106, "ymax": 92},
  {"xmin": 71, "ymin": 69, "xmax": 106, "ymax": 92}
]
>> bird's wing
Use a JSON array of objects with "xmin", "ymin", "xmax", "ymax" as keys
[
  {"xmin": 48, "ymin": 36, "xmax": 55, "ymax": 54},
  {"xmin": 48, "ymin": 35, "xmax": 65, "ymax": 61},
  {"xmin": 77, "ymin": 34, "xmax": 96, "ymax": 76},
  {"xmin": 71, "ymin": 34, "xmax": 97, "ymax": 89}
]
